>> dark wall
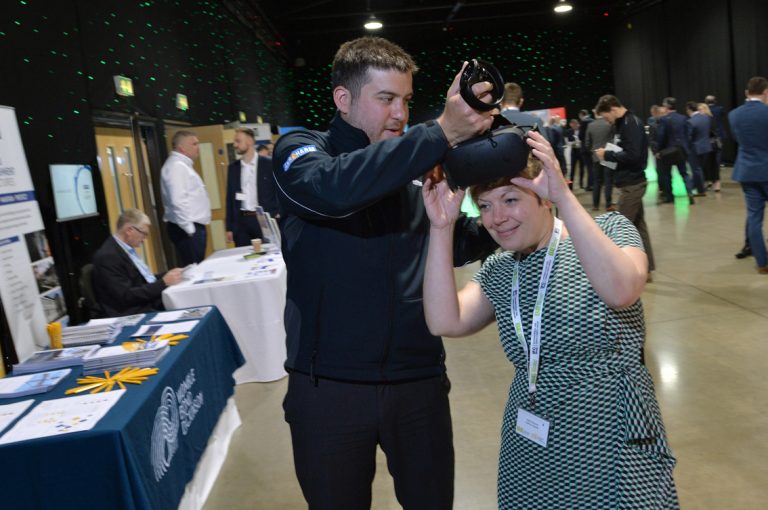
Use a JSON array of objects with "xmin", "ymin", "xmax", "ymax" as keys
[
  {"xmin": 292, "ymin": 28, "xmax": 615, "ymax": 131},
  {"xmin": 0, "ymin": 0, "xmax": 296, "ymax": 334},
  {"xmin": 613, "ymin": 0, "xmax": 768, "ymax": 125}
]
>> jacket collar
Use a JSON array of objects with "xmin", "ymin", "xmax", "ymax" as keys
[{"xmin": 328, "ymin": 112, "xmax": 371, "ymax": 153}]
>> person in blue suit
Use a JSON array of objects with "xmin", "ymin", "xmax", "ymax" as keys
[
  {"xmin": 225, "ymin": 127, "xmax": 281, "ymax": 247},
  {"xmin": 729, "ymin": 76, "xmax": 768, "ymax": 274},
  {"xmin": 656, "ymin": 97, "xmax": 695, "ymax": 204},
  {"xmin": 705, "ymin": 95, "xmax": 728, "ymax": 168},
  {"xmin": 685, "ymin": 101, "xmax": 710, "ymax": 197}
]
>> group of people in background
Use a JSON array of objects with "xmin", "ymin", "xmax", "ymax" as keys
[{"xmin": 89, "ymin": 127, "xmax": 282, "ymax": 319}]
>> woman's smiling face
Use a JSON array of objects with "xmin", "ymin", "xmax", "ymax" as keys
[{"xmin": 477, "ymin": 185, "xmax": 553, "ymax": 255}]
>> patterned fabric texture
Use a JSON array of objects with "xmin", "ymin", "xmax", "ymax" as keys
[{"xmin": 474, "ymin": 212, "xmax": 678, "ymax": 509}]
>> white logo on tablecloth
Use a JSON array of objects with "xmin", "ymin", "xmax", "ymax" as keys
[{"xmin": 150, "ymin": 368, "xmax": 204, "ymax": 481}]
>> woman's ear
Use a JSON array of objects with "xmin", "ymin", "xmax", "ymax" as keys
[{"xmin": 333, "ymin": 86, "xmax": 352, "ymax": 114}]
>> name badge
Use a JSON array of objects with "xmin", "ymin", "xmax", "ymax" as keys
[
  {"xmin": 515, "ymin": 408, "xmax": 550, "ymax": 447},
  {"xmin": 235, "ymin": 192, "xmax": 246, "ymax": 201}
]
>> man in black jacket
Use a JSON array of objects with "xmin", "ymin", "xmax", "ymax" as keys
[
  {"xmin": 225, "ymin": 127, "xmax": 281, "ymax": 246},
  {"xmin": 92, "ymin": 209, "xmax": 183, "ymax": 316},
  {"xmin": 273, "ymin": 36, "xmax": 497, "ymax": 509},
  {"xmin": 594, "ymin": 95, "xmax": 656, "ymax": 280}
]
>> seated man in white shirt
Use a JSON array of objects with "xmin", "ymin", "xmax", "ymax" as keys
[{"xmin": 92, "ymin": 209, "xmax": 183, "ymax": 317}]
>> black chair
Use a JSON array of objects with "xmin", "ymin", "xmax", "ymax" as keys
[{"xmin": 78, "ymin": 263, "xmax": 104, "ymax": 319}]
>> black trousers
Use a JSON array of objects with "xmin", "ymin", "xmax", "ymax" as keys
[
  {"xmin": 283, "ymin": 372, "xmax": 454, "ymax": 510},
  {"xmin": 232, "ymin": 214, "xmax": 264, "ymax": 247},
  {"xmin": 166, "ymin": 221, "xmax": 206, "ymax": 265}
]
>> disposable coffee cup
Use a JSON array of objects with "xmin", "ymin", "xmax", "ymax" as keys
[{"xmin": 251, "ymin": 238, "xmax": 262, "ymax": 252}]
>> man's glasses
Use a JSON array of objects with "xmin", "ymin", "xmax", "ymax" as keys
[{"xmin": 131, "ymin": 225, "xmax": 149, "ymax": 236}]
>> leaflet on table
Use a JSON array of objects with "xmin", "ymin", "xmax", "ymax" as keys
[
  {"xmin": 131, "ymin": 320, "xmax": 200, "ymax": 337},
  {"xmin": 84, "ymin": 314, "xmax": 145, "ymax": 328},
  {"xmin": 191, "ymin": 275, "xmax": 233, "ymax": 285},
  {"xmin": 181, "ymin": 263, "xmax": 199, "ymax": 280},
  {"xmin": 0, "ymin": 369, "xmax": 71, "ymax": 398},
  {"xmin": 12, "ymin": 345, "xmax": 100, "ymax": 374},
  {"xmin": 0, "ymin": 390, "xmax": 125, "ymax": 445},
  {"xmin": 0, "ymin": 400, "xmax": 35, "ymax": 435},
  {"xmin": 148, "ymin": 307, "xmax": 211, "ymax": 323}
]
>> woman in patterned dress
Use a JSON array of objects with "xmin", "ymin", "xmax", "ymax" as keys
[{"xmin": 422, "ymin": 130, "xmax": 678, "ymax": 509}]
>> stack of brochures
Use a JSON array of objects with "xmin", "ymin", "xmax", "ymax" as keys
[
  {"xmin": 82, "ymin": 340, "xmax": 170, "ymax": 375},
  {"xmin": 60, "ymin": 321, "xmax": 123, "ymax": 347},
  {"xmin": 0, "ymin": 369, "xmax": 71, "ymax": 398},
  {"xmin": 13, "ymin": 346, "xmax": 100, "ymax": 375}
]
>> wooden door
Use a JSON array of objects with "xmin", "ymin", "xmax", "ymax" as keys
[{"xmin": 94, "ymin": 127, "xmax": 160, "ymax": 272}]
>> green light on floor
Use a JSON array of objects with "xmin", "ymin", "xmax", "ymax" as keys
[{"xmin": 645, "ymin": 152, "xmax": 689, "ymax": 197}]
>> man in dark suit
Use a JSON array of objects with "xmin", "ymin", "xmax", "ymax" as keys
[
  {"xmin": 656, "ymin": 97, "xmax": 695, "ymax": 204},
  {"xmin": 729, "ymin": 76, "xmax": 768, "ymax": 274},
  {"xmin": 500, "ymin": 82, "xmax": 548, "ymax": 139},
  {"xmin": 92, "ymin": 209, "xmax": 183, "ymax": 317},
  {"xmin": 685, "ymin": 101, "xmax": 710, "ymax": 197},
  {"xmin": 225, "ymin": 127, "xmax": 281, "ymax": 247},
  {"xmin": 578, "ymin": 109, "xmax": 595, "ymax": 190},
  {"xmin": 704, "ymin": 94, "xmax": 728, "ymax": 167}
]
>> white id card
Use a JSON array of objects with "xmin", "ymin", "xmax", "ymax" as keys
[
  {"xmin": 235, "ymin": 192, "xmax": 246, "ymax": 201},
  {"xmin": 515, "ymin": 408, "xmax": 550, "ymax": 447}
]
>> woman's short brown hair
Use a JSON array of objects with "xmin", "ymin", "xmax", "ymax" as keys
[{"xmin": 469, "ymin": 155, "xmax": 544, "ymax": 205}]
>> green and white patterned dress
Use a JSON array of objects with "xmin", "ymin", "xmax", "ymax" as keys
[{"xmin": 474, "ymin": 213, "xmax": 678, "ymax": 509}]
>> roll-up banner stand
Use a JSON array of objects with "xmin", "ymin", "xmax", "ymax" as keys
[{"xmin": 0, "ymin": 105, "xmax": 66, "ymax": 372}]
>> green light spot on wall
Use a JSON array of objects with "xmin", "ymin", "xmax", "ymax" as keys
[
  {"xmin": 47, "ymin": 134, "xmax": 54, "ymax": 139},
  {"xmin": 73, "ymin": 109, "xmax": 80, "ymax": 115}
]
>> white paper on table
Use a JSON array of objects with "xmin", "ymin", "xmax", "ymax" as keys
[
  {"xmin": 0, "ymin": 390, "xmax": 125, "ymax": 444},
  {"xmin": 148, "ymin": 307, "xmax": 211, "ymax": 323},
  {"xmin": 131, "ymin": 320, "xmax": 200, "ymax": 337},
  {"xmin": 0, "ymin": 400, "xmax": 35, "ymax": 435},
  {"xmin": 86, "ymin": 317, "xmax": 123, "ymax": 327}
]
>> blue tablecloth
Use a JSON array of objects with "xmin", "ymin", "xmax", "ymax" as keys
[{"xmin": 0, "ymin": 307, "xmax": 244, "ymax": 509}]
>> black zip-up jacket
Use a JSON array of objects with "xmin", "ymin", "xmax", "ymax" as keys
[
  {"xmin": 272, "ymin": 113, "xmax": 496, "ymax": 383},
  {"xmin": 603, "ymin": 110, "xmax": 649, "ymax": 188}
]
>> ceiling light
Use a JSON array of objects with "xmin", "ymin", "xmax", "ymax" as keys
[
  {"xmin": 554, "ymin": 0, "xmax": 573, "ymax": 13},
  {"xmin": 364, "ymin": 15, "xmax": 383, "ymax": 30}
]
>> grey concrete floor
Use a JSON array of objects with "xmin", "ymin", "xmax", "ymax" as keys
[{"xmin": 204, "ymin": 168, "xmax": 768, "ymax": 509}]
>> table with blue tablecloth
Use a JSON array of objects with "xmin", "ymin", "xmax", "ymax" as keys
[{"xmin": 0, "ymin": 307, "xmax": 244, "ymax": 510}]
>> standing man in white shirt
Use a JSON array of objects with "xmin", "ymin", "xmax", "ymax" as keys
[
  {"xmin": 225, "ymin": 127, "xmax": 280, "ymax": 246},
  {"xmin": 160, "ymin": 130, "xmax": 211, "ymax": 265}
]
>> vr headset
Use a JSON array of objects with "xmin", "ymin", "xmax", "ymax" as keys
[{"xmin": 440, "ymin": 59, "xmax": 534, "ymax": 189}]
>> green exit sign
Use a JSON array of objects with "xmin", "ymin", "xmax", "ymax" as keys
[
  {"xmin": 176, "ymin": 93, "xmax": 189, "ymax": 111},
  {"xmin": 113, "ymin": 75, "xmax": 134, "ymax": 97}
]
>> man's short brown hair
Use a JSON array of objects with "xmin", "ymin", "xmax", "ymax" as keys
[
  {"xmin": 235, "ymin": 127, "xmax": 255, "ymax": 140},
  {"xmin": 331, "ymin": 37, "xmax": 418, "ymax": 99},
  {"xmin": 171, "ymin": 130, "xmax": 197, "ymax": 149},
  {"xmin": 503, "ymin": 82, "xmax": 523, "ymax": 106},
  {"xmin": 594, "ymin": 95, "xmax": 623, "ymax": 114},
  {"xmin": 746, "ymin": 76, "xmax": 768, "ymax": 96}
]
